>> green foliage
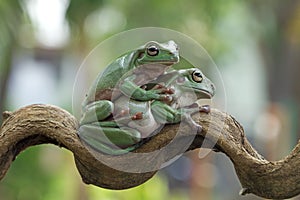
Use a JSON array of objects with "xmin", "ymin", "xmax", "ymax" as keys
[
  {"xmin": 0, "ymin": 146, "xmax": 77, "ymax": 200},
  {"xmin": 0, "ymin": 0, "xmax": 22, "ymax": 68},
  {"xmin": 66, "ymin": 0, "xmax": 104, "ymax": 33},
  {"xmin": 87, "ymin": 175, "xmax": 170, "ymax": 200},
  {"xmin": 0, "ymin": 0, "xmax": 21, "ymax": 45}
]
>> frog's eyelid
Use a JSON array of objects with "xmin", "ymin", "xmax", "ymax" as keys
[
  {"xmin": 146, "ymin": 44, "xmax": 159, "ymax": 50},
  {"xmin": 145, "ymin": 41, "xmax": 159, "ymax": 48}
]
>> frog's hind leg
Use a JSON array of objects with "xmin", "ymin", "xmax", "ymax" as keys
[
  {"xmin": 180, "ymin": 104, "xmax": 212, "ymax": 133},
  {"xmin": 151, "ymin": 101, "xmax": 182, "ymax": 124},
  {"xmin": 80, "ymin": 100, "xmax": 114, "ymax": 125},
  {"xmin": 181, "ymin": 113, "xmax": 203, "ymax": 133},
  {"xmin": 151, "ymin": 101, "xmax": 204, "ymax": 132},
  {"xmin": 78, "ymin": 124, "xmax": 141, "ymax": 155}
]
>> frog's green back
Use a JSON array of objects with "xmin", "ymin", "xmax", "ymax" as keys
[
  {"xmin": 83, "ymin": 52, "xmax": 137, "ymax": 105},
  {"xmin": 95, "ymin": 52, "xmax": 136, "ymax": 91}
]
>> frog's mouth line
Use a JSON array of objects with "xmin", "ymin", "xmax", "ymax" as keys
[
  {"xmin": 153, "ymin": 60, "xmax": 179, "ymax": 65},
  {"xmin": 147, "ymin": 57, "xmax": 179, "ymax": 65},
  {"xmin": 193, "ymin": 88, "xmax": 214, "ymax": 99},
  {"xmin": 180, "ymin": 86, "xmax": 214, "ymax": 99}
]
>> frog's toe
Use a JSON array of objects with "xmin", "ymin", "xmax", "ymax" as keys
[
  {"xmin": 152, "ymin": 83, "xmax": 165, "ymax": 90},
  {"xmin": 182, "ymin": 114, "xmax": 202, "ymax": 133},
  {"xmin": 160, "ymin": 86, "xmax": 175, "ymax": 95},
  {"xmin": 199, "ymin": 105, "xmax": 211, "ymax": 114},
  {"xmin": 196, "ymin": 124, "xmax": 203, "ymax": 133},
  {"xmin": 157, "ymin": 86, "xmax": 175, "ymax": 95},
  {"xmin": 190, "ymin": 120, "xmax": 203, "ymax": 133},
  {"xmin": 131, "ymin": 112, "xmax": 143, "ymax": 120},
  {"xmin": 159, "ymin": 94, "xmax": 173, "ymax": 103}
]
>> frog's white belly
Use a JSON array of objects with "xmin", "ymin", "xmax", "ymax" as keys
[
  {"xmin": 114, "ymin": 96, "xmax": 162, "ymax": 138},
  {"xmin": 128, "ymin": 109, "xmax": 162, "ymax": 138}
]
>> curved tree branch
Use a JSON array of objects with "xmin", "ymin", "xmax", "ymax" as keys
[{"xmin": 0, "ymin": 104, "xmax": 299, "ymax": 199}]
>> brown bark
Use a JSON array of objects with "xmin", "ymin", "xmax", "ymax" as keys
[{"xmin": 0, "ymin": 104, "xmax": 299, "ymax": 199}]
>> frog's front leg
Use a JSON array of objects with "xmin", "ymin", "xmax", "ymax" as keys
[
  {"xmin": 119, "ymin": 78, "xmax": 173, "ymax": 101},
  {"xmin": 80, "ymin": 100, "xmax": 114, "ymax": 125},
  {"xmin": 78, "ymin": 123, "xmax": 141, "ymax": 155}
]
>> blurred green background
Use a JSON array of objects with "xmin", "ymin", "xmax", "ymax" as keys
[{"xmin": 1, "ymin": 0, "xmax": 300, "ymax": 199}]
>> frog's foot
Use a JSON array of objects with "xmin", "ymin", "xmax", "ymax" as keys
[
  {"xmin": 160, "ymin": 94, "xmax": 173, "ymax": 104},
  {"xmin": 151, "ymin": 83, "xmax": 165, "ymax": 90},
  {"xmin": 182, "ymin": 114, "xmax": 203, "ymax": 133},
  {"xmin": 152, "ymin": 83, "xmax": 175, "ymax": 95},
  {"xmin": 182, "ymin": 103, "xmax": 210, "ymax": 114},
  {"xmin": 199, "ymin": 105, "xmax": 211, "ymax": 114},
  {"xmin": 131, "ymin": 112, "xmax": 143, "ymax": 120},
  {"xmin": 140, "ymin": 85, "xmax": 147, "ymax": 90}
]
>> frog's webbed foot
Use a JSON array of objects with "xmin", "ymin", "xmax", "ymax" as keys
[
  {"xmin": 183, "ymin": 103, "xmax": 210, "ymax": 114},
  {"xmin": 142, "ymin": 83, "xmax": 174, "ymax": 103},
  {"xmin": 151, "ymin": 83, "xmax": 175, "ymax": 95},
  {"xmin": 159, "ymin": 95, "xmax": 173, "ymax": 104},
  {"xmin": 180, "ymin": 104, "xmax": 210, "ymax": 133},
  {"xmin": 185, "ymin": 105, "xmax": 211, "ymax": 132},
  {"xmin": 182, "ymin": 113, "xmax": 203, "ymax": 133}
]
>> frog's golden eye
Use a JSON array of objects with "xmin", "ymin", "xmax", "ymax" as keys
[
  {"xmin": 147, "ymin": 46, "xmax": 159, "ymax": 56},
  {"xmin": 192, "ymin": 71, "xmax": 203, "ymax": 83}
]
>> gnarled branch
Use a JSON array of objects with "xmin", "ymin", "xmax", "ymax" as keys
[{"xmin": 0, "ymin": 104, "xmax": 299, "ymax": 199}]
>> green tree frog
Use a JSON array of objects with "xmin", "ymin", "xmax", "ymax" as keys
[{"xmin": 78, "ymin": 68, "xmax": 215, "ymax": 155}]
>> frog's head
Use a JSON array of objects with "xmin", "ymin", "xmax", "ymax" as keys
[
  {"xmin": 135, "ymin": 40, "xmax": 179, "ymax": 66},
  {"xmin": 177, "ymin": 68, "xmax": 215, "ymax": 99}
]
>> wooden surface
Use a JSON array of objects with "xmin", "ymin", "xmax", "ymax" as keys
[{"xmin": 0, "ymin": 104, "xmax": 299, "ymax": 199}]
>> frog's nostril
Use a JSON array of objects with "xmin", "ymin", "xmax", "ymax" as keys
[{"xmin": 211, "ymin": 83, "xmax": 216, "ymax": 92}]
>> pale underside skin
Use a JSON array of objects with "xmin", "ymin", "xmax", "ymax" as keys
[{"xmin": 113, "ymin": 96, "xmax": 162, "ymax": 138}]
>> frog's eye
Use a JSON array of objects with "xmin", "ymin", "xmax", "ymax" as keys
[
  {"xmin": 147, "ymin": 46, "xmax": 159, "ymax": 56},
  {"xmin": 192, "ymin": 71, "xmax": 203, "ymax": 83}
]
